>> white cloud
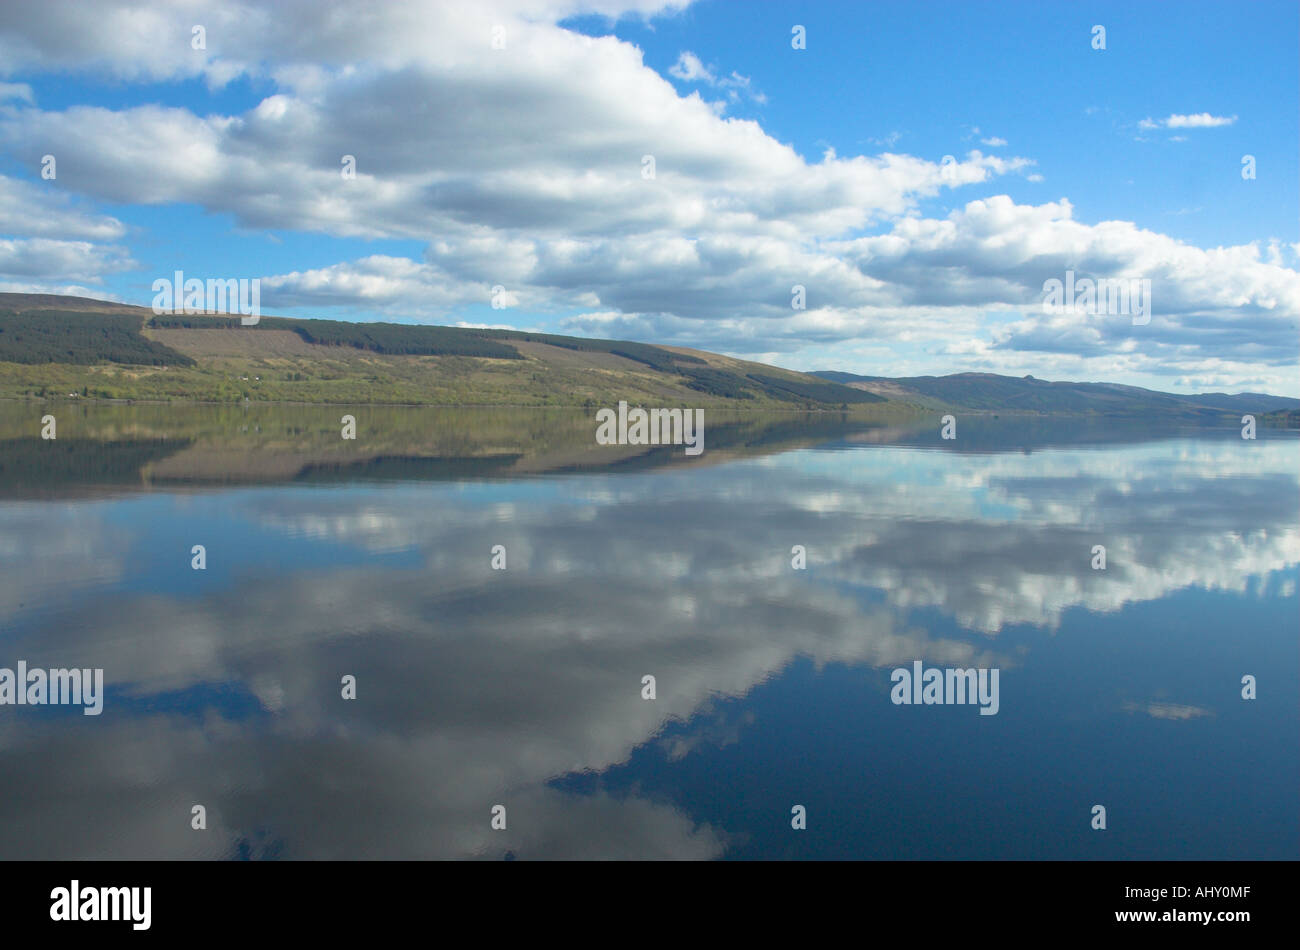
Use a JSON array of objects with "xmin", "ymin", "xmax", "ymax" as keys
[
  {"xmin": 667, "ymin": 50, "xmax": 713, "ymax": 83},
  {"xmin": 0, "ymin": 0, "xmax": 1293, "ymax": 392},
  {"xmin": 0, "ymin": 81, "xmax": 32, "ymax": 103},
  {"xmin": 0, "ymin": 174, "xmax": 127, "ymax": 241},
  {"xmin": 0, "ymin": 236, "xmax": 133, "ymax": 282},
  {"xmin": 1139, "ymin": 112, "xmax": 1237, "ymax": 130},
  {"xmin": 666, "ymin": 50, "xmax": 763, "ymax": 105}
]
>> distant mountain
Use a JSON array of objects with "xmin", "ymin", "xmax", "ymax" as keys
[
  {"xmin": 1174, "ymin": 392, "xmax": 1300, "ymax": 413},
  {"xmin": 811, "ymin": 370, "xmax": 1300, "ymax": 418}
]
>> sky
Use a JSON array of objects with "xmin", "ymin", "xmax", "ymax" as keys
[{"xmin": 0, "ymin": 0, "xmax": 1296, "ymax": 394}]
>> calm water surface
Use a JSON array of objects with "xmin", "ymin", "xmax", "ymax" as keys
[{"xmin": 0, "ymin": 407, "xmax": 1295, "ymax": 859}]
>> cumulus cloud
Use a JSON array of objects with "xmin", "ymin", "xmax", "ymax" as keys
[
  {"xmin": 0, "ymin": 172, "xmax": 133, "ymax": 290},
  {"xmin": 828, "ymin": 196, "xmax": 1300, "ymax": 377},
  {"xmin": 260, "ymin": 256, "xmax": 481, "ymax": 312},
  {"xmin": 0, "ymin": 174, "xmax": 127, "ymax": 241},
  {"xmin": 0, "ymin": 0, "xmax": 1293, "ymax": 391},
  {"xmin": 0, "ymin": 236, "xmax": 133, "ymax": 282}
]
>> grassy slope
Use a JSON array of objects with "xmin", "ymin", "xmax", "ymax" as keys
[{"xmin": 0, "ymin": 296, "xmax": 887, "ymax": 410}]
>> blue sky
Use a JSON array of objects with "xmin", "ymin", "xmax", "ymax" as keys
[
  {"xmin": 599, "ymin": 0, "xmax": 1297, "ymax": 248},
  {"xmin": 0, "ymin": 0, "xmax": 1296, "ymax": 393}
]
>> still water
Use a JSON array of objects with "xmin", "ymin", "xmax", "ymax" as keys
[{"xmin": 0, "ymin": 406, "xmax": 1295, "ymax": 858}]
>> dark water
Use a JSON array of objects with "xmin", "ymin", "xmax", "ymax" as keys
[{"xmin": 0, "ymin": 405, "xmax": 1295, "ymax": 859}]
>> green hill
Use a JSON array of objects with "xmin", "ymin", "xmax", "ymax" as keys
[
  {"xmin": 0, "ymin": 294, "xmax": 884, "ymax": 410},
  {"xmin": 5, "ymin": 294, "xmax": 1286, "ymax": 419}
]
